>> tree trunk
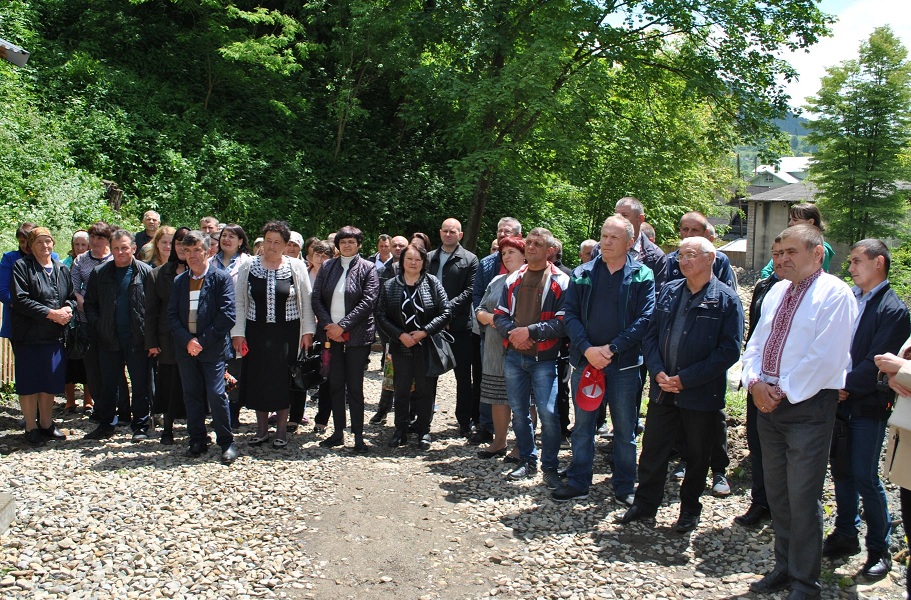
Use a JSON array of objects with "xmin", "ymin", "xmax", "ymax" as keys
[{"xmin": 463, "ymin": 165, "xmax": 494, "ymax": 253}]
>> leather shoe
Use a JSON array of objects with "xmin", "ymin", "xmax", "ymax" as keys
[
  {"xmin": 749, "ymin": 570, "xmax": 790, "ymax": 593},
  {"xmin": 734, "ymin": 503, "xmax": 770, "ymax": 527},
  {"xmin": 469, "ymin": 429, "xmax": 494, "ymax": 444},
  {"xmin": 822, "ymin": 532, "xmax": 860, "ymax": 558},
  {"xmin": 674, "ymin": 511, "xmax": 700, "ymax": 533},
  {"xmin": 39, "ymin": 422, "xmax": 66, "ymax": 440},
  {"xmin": 388, "ymin": 428, "xmax": 407, "ymax": 447},
  {"xmin": 617, "ymin": 505, "xmax": 656, "ymax": 525},
  {"xmin": 861, "ymin": 551, "xmax": 891, "ymax": 578},
  {"xmin": 477, "ymin": 447, "xmax": 507, "ymax": 459},
  {"xmin": 186, "ymin": 441, "xmax": 209, "ymax": 457},
  {"xmin": 352, "ymin": 440, "xmax": 370, "ymax": 454},
  {"xmin": 319, "ymin": 433, "xmax": 344, "ymax": 448},
  {"xmin": 160, "ymin": 430, "xmax": 175, "ymax": 446},
  {"xmin": 417, "ymin": 434, "xmax": 432, "ymax": 451},
  {"xmin": 221, "ymin": 443, "xmax": 239, "ymax": 464},
  {"xmin": 369, "ymin": 410, "xmax": 389, "ymax": 425},
  {"xmin": 83, "ymin": 425, "xmax": 115, "ymax": 440}
]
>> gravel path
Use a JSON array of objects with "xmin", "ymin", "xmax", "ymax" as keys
[{"xmin": 1, "ymin": 352, "xmax": 908, "ymax": 599}]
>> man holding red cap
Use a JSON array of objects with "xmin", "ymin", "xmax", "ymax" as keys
[
  {"xmin": 618, "ymin": 236, "xmax": 743, "ymax": 532},
  {"xmin": 554, "ymin": 215, "xmax": 655, "ymax": 504}
]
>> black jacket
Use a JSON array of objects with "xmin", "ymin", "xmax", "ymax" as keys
[
  {"xmin": 84, "ymin": 258, "xmax": 153, "ymax": 352},
  {"xmin": 144, "ymin": 262, "xmax": 183, "ymax": 364},
  {"xmin": 643, "ymin": 277, "xmax": 744, "ymax": 412},
  {"xmin": 843, "ymin": 283, "xmax": 911, "ymax": 419},
  {"xmin": 375, "ymin": 273, "xmax": 452, "ymax": 345},
  {"xmin": 428, "ymin": 244, "xmax": 478, "ymax": 331},
  {"xmin": 312, "ymin": 255, "xmax": 379, "ymax": 347},
  {"xmin": 11, "ymin": 255, "xmax": 77, "ymax": 344}
]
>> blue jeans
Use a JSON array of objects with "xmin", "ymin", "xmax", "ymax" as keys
[
  {"xmin": 98, "ymin": 345, "xmax": 150, "ymax": 432},
  {"xmin": 567, "ymin": 365, "xmax": 640, "ymax": 496},
  {"xmin": 503, "ymin": 350, "xmax": 560, "ymax": 471},
  {"xmin": 833, "ymin": 415, "xmax": 891, "ymax": 552},
  {"xmin": 176, "ymin": 354, "xmax": 234, "ymax": 450}
]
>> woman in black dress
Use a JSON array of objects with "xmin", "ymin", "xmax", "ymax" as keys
[
  {"xmin": 232, "ymin": 221, "xmax": 315, "ymax": 448},
  {"xmin": 145, "ymin": 226, "xmax": 190, "ymax": 445},
  {"xmin": 11, "ymin": 227, "xmax": 76, "ymax": 446}
]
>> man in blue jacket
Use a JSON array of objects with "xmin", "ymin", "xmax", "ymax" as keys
[
  {"xmin": 554, "ymin": 215, "xmax": 655, "ymax": 505},
  {"xmin": 618, "ymin": 236, "xmax": 744, "ymax": 533},
  {"xmin": 168, "ymin": 230, "xmax": 239, "ymax": 463},
  {"xmin": 825, "ymin": 239, "xmax": 910, "ymax": 577}
]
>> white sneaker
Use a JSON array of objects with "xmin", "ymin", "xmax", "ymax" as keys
[
  {"xmin": 671, "ymin": 460, "xmax": 686, "ymax": 480},
  {"xmin": 712, "ymin": 473, "xmax": 731, "ymax": 497}
]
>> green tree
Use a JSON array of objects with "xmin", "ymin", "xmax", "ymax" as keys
[{"xmin": 806, "ymin": 26, "xmax": 911, "ymax": 244}]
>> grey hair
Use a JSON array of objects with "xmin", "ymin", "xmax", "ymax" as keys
[
  {"xmin": 605, "ymin": 215, "xmax": 635, "ymax": 241},
  {"xmin": 182, "ymin": 229, "xmax": 211, "ymax": 251}
]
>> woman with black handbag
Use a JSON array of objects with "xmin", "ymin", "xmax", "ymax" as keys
[{"xmin": 375, "ymin": 243, "xmax": 451, "ymax": 450}]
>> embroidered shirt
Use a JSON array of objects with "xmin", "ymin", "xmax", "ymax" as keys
[{"xmin": 247, "ymin": 257, "xmax": 298, "ymax": 323}]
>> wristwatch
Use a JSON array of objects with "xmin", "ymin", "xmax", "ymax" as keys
[{"xmin": 608, "ymin": 343, "xmax": 619, "ymax": 355}]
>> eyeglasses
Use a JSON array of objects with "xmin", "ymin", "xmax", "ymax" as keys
[{"xmin": 678, "ymin": 251, "xmax": 708, "ymax": 262}]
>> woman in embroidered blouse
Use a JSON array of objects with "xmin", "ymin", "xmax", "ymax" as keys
[
  {"xmin": 375, "ymin": 244, "xmax": 451, "ymax": 450},
  {"xmin": 11, "ymin": 228, "xmax": 76, "ymax": 446},
  {"xmin": 232, "ymin": 220, "xmax": 316, "ymax": 448}
]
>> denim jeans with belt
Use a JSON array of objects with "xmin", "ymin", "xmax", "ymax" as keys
[
  {"xmin": 503, "ymin": 350, "xmax": 560, "ymax": 471},
  {"xmin": 566, "ymin": 365, "xmax": 640, "ymax": 496}
]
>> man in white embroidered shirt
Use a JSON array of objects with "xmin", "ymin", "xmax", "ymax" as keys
[{"xmin": 741, "ymin": 225, "xmax": 858, "ymax": 599}]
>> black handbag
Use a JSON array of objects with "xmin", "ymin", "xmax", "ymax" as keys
[
  {"xmin": 425, "ymin": 329, "xmax": 456, "ymax": 378},
  {"xmin": 290, "ymin": 343, "xmax": 325, "ymax": 392},
  {"xmin": 63, "ymin": 318, "xmax": 91, "ymax": 360}
]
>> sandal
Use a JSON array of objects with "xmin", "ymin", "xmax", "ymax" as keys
[
  {"xmin": 249, "ymin": 433, "xmax": 270, "ymax": 446},
  {"xmin": 272, "ymin": 438, "xmax": 288, "ymax": 449}
]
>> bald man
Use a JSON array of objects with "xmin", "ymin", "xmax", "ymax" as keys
[{"xmin": 429, "ymin": 218, "xmax": 479, "ymax": 436}]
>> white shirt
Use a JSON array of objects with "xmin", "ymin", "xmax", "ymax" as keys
[
  {"xmin": 741, "ymin": 272, "xmax": 858, "ymax": 403},
  {"xmin": 331, "ymin": 255, "xmax": 356, "ymax": 324}
]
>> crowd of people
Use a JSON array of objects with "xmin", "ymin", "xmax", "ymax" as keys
[{"xmin": 2, "ymin": 198, "xmax": 911, "ymax": 599}]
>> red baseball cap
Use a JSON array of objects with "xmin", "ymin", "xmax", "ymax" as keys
[{"xmin": 577, "ymin": 364, "xmax": 605, "ymax": 411}]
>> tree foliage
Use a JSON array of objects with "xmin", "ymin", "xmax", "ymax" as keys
[
  {"xmin": 1, "ymin": 0, "xmax": 834, "ymax": 257},
  {"xmin": 806, "ymin": 26, "xmax": 911, "ymax": 244}
]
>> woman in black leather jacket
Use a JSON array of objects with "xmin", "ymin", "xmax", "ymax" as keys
[
  {"xmin": 375, "ymin": 243, "xmax": 451, "ymax": 450},
  {"xmin": 312, "ymin": 226, "xmax": 379, "ymax": 452}
]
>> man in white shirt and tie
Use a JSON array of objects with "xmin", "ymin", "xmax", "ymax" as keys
[{"xmin": 741, "ymin": 225, "xmax": 858, "ymax": 600}]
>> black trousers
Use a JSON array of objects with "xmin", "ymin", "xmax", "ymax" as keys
[
  {"xmin": 635, "ymin": 401, "xmax": 719, "ymax": 515},
  {"xmin": 451, "ymin": 329, "xmax": 477, "ymax": 427},
  {"xmin": 329, "ymin": 344, "xmax": 370, "ymax": 436},
  {"xmin": 312, "ymin": 381, "xmax": 332, "ymax": 427},
  {"xmin": 391, "ymin": 343, "xmax": 437, "ymax": 435},
  {"xmin": 745, "ymin": 392, "xmax": 768, "ymax": 506}
]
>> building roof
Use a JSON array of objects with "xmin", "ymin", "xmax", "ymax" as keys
[
  {"xmin": 753, "ymin": 166, "xmax": 800, "ymax": 184},
  {"xmin": 747, "ymin": 182, "xmax": 817, "ymax": 203}
]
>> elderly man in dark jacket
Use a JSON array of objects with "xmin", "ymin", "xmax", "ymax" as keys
[
  {"xmin": 619, "ymin": 236, "xmax": 744, "ymax": 533},
  {"xmin": 168, "ymin": 230, "xmax": 239, "ymax": 463},
  {"xmin": 83, "ymin": 230, "xmax": 153, "ymax": 441}
]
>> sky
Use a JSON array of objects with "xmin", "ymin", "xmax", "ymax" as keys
[{"xmin": 782, "ymin": 0, "xmax": 911, "ymax": 111}]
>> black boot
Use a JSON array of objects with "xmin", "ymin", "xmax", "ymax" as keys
[
  {"xmin": 388, "ymin": 428, "xmax": 407, "ymax": 447},
  {"xmin": 370, "ymin": 390, "xmax": 394, "ymax": 424},
  {"xmin": 353, "ymin": 432, "xmax": 369, "ymax": 454}
]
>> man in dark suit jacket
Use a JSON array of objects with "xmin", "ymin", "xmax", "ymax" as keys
[
  {"xmin": 168, "ymin": 230, "xmax": 239, "ymax": 463},
  {"xmin": 429, "ymin": 218, "xmax": 479, "ymax": 435},
  {"xmin": 826, "ymin": 239, "xmax": 911, "ymax": 577}
]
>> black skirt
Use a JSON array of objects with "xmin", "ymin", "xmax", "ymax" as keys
[{"xmin": 240, "ymin": 319, "xmax": 299, "ymax": 412}]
